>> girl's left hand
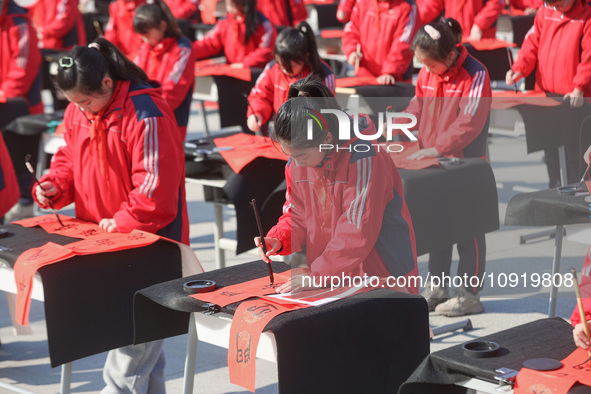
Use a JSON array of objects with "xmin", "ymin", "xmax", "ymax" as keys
[
  {"xmin": 275, "ymin": 268, "xmax": 312, "ymax": 294},
  {"xmin": 564, "ymin": 88, "xmax": 584, "ymax": 108},
  {"xmin": 99, "ymin": 218, "xmax": 119, "ymax": 233},
  {"xmin": 408, "ymin": 147, "xmax": 440, "ymax": 160},
  {"xmin": 230, "ymin": 63, "xmax": 244, "ymax": 69},
  {"xmin": 377, "ymin": 74, "xmax": 396, "ymax": 85},
  {"xmin": 469, "ymin": 24, "xmax": 483, "ymax": 41}
]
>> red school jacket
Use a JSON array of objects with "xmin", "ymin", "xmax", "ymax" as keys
[
  {"xmin": 403, "ymin": 45, "xmax": 492, "ymax": 158},
  {"xmin": 341, "ymin": 0, "xmax": 419, "ymax": 81},
  {"xmin": 164, "ymin": 0, "xmax": 199, "ymax": 22},
  {"xmin": 416, "ymin": 0, "xmax": 504, "ymax": 39},
  {"xmin": 0, "ymin": 0, "xmax": 43, "ymax": 114},
  {"xmin": 104, "ymin": 0, "xmax": 146, "ymax": 60},
  {"xmin": 34, "ymin": 80, "xmax": 189, "ymax": 245},
  {"xmin": 192, "ymin": 12, "xmax": 277, "ymax": 68},
  {"xmin": 0, "ymin": 130, "xmax": 19, "ymax": 218},
  {"xmin": 134, "ymin": 36, "xmax": 196, "ymax": 140},
  {"xmin": 33, "ymin": 0, "xmax": 86, "ymax": 50},
  {"xmin": 267, "ymin": 114, "xmax": 419, "ymax": 293},
  {"xmin": 247, "ymin": 59, "xmax": 336, "ymax": 125},
  {"xmin": 511, "ymin": 0, "xmax": 591, "ymax": 96},
  {"xmin": 257, "ymin": 0, "xmax": 307, "ymax": 27}
]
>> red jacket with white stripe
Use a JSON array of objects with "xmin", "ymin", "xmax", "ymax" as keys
[
  {"xmin": 511, "ymin": 0, "xmax": 591, "ymax": 96},
  {"xmin": 0, "ymin": 0, "xmax": 43, "ymax": 114},
  {"xmin": 571, "ymin": 247, "xmax": 591, "ymax": 326},
  {"xmin": 104, "ymin": 0, "xmax": 146, "ymax": 60},
  {"xmin": 192, "ymin": 12, "xmax": 277, "ymax": 68},
  {"xmin": 416, "ymin": 0, "xmax": 504, "ymax": 39},
  {"xmin": 33, "ymin": 0, "xmax": 86, "ymax": 50},
  {"xmin": 247, "ymin": 60, "xmax": 336, "ymax": 125},
  {"xmin": 0, "ymin": 130, "xmax": 19, "ymax": 218},
  {"xmin": 267, "ymin": 115, "xmax": 419, "ymax": 293},
  {"xmin": 403, "ymin": 45, "xmax": 491, "ymax": 158},
  {"xmin": 164, "ymin": 0, "xmax": 199, "ymax": 22},
  {"xmin": 34, "ymin": 80, "xmax": 189, "ymax": 244},
  {"xmin": 341, "ymin": 0, "xmax": 419, "ymax": 81},
  {"xmin": 257, "ymin": 0, "xmax": 307, "ymax": 27},
  {"xmin": 134, "ymin": 36, "xmax": 196, "ymax": 140}
]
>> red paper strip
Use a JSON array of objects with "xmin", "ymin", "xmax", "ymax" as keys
[
  {"xmin": 12, "ymin": 214, "xmax": 60, "ymax": 228},
  {"xmin": 213, "ymin": 133, "xmax": 289, "ymax": 173},
  {"xmin": 228, "ymin": 299, "xmax": 305, "ymax": 391},
  {"xmin": 14, "ymin": 242, "xmax": 76, "ymax": 325},
  {"xmin": 194, "ymin": 63, "xmax": 251, "ymax": 81},
  {"xmin": 336, "ymin": 76, "xmax": 380, "ymax": 88},
  {"xmin": 463, "ymin": 38, "xmax": 517, "ymax": 51},
  {"xmin": 190, "ymin": 272, "xmax": 291, "ymax": 307},
  {"xmin": 385, "ymin": 142, "xmax": 439, "ymax": 170},
  {"xmin": 65, "ymin": 230, "xmax": 159, "ymax": 254},
  {"xmin": 491, "ymin": 90, "xmax": 561, "ymax": 109},
  {"xmin": 39, "ymin": 216, "xmax": 101, "ymax": 238},
  {"xmin": 319, "ymin": 29, "xmax": 343, "ymax": 39}
]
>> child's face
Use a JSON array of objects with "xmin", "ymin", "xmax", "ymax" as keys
[
  {"xmin": 225, "ymin": 0, "xmax": 241, "ymax": 16},
  {"xmin": 277, "ymin": 59, "xmax": 306, "ymax": 78},
  {"xmin": 278, "ymin": 133, "xmax": 332, "ymax": 167},
  {"xmin": 546, "ymin": 0, "xmax": 575, "ymax": 13},
  {"xmin": 414, "ymin": 47, "xmax": 455, "ymax": 76},
  {"xmin": 139, "ymin": 22, "xmax": 166, "ymax": 47},
  {"xmin": 63, "ymin": 77, "xmax": 114, "ymax": 115}
]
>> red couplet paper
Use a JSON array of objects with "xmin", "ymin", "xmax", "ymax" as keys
[
  {"xmin": 194, "ymin": 63, "xmax": 252, "ymax": 81},
  {"xmin": 190, "ymin": 271, "xmax": 291, "ymax": 307},
  {"xmin": 491, "ymin": 90, "xmax": 561, "ymax": 109},
  {"xmin": 463, "ymin": 38, "xmax": 517, "ymax": 51},
  {"xmin": 514, "ymin": 348, "xmax": 591, "ymax": 393},
  {"xmin": 384, "ymin": 142, "xmax": 439, "ymax": 170},
  {"xmin": 65, "ymin": 230, "xmax": 160, "ymax": 254},
  {"xmin": 11, "ymin": 214, "xmax": 61, "ymax": 228},
  {"xmin": 319, "ymin": 29, "xmax": 344, "ymax": 39},
  {"xmin": 14, "ymin": 242, "xmax": 76, "ymax": 325},
  {"xmin": 213, "ymin": 133, "xmax": 289, "ymax": 173},
  {"xmin": 336, "ymin": 76, "xmax": 380, "ymax": 88},
  {"xmin": 228, "ymin": 299, "xmax": 306, "ymax": 392}
]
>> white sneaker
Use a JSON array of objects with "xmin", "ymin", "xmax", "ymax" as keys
[
  {"xmin": 421, "ymin": 279, "xmax": 449, "ymax": 311},
  {"xmin": 434, "ymin": 287, "xmax": 484, "ymax": 317},
  {"xmin": 4, "ymin": 203, "xmax": 34, "ymax": 222}
]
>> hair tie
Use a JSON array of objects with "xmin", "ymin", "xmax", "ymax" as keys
[
  {"xmin": 58, "ymin": 56, "xmax": 74, "ymax": 68},
  {"xmin": 88, "ymin": 42, "xmax": 101, "ymax": 51},
  {"xmin": 424, "ymin": 25, "xmax": 441, "ymax": 40}
]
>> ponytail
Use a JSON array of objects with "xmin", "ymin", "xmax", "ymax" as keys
[
  {"xmin": 133, "ymin": 0, "xmax": 181, "ymax": 39},
  {"xmin": 411, "ymin": 17, "xmax": 462, "ymax": 62},
  {"xmin": 274, "ymin": 21, "xmax": 323, "ymax": 77},
  {"xmin": 55, "ymin": 38, "xmax": 150, "ymax": 95}
]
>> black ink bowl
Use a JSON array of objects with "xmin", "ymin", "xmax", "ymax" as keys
[
  {"xmin": 462, "ymin": 340, "xmax": 500, "ymax": 358},
  {"xmin": 183, "ymin": 280, "xmax": 216, "ymax": 294},
  {"xmin": 557, "ymin": 186, "xmax": 582, "ymax": 196}
]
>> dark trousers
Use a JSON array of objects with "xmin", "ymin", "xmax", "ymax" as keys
[{"xmin": 544, "ymin": 141, "xmax": 582, "ymax": 189}]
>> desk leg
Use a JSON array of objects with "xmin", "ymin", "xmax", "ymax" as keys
[
  {"xmin": 548, "ymin": 224, "xmax": 564, "ymax": 318},
  {"xmin": 558, "ymin": 145, "xmax": 568, "ymax": 186},
  {"xmin": 213, "ymin": 203, "xmax": 226, "ymax": 269},
  {"xmin": 182, "ymin": 313, "xmax": 198, "ymax": 394},
  {"xmin": 60, "ymin": 362, "xmax": 72, "ymax": 394},
  {"xmin": 199, "ymin": 101, "xmax": 210, "ymax": 137}
]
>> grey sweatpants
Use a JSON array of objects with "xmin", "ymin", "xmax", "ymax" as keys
[{"xmin": 101, "ymin": 340, "xmax": 166, "ymax": 394}]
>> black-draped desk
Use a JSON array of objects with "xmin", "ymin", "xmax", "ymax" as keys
[
  {"xmin": 399, "ymin": 317, "xmax": 576, "ymax": 394},
  {"xmin": 133, "ymin": 260, "xmax": 430, "ymax": 394},
  {"xmin": 505, "ymin": 187, "xmax": 591, "ymax": 317},
  {"xmin": 0, "ymin": 223, "xmax": 186, "ymax": 392}
]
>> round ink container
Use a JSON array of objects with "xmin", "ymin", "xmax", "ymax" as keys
[
  {"xmin": 183, "ymin": 280, "xmax": 216, "ymax": 294},
  {"xmin": 557, "ymin": 186, "xmax": 582, "ymax": 196},
  {"xmin": 462, "ymin": 340, "xmax": 500, "ymax": 358}
]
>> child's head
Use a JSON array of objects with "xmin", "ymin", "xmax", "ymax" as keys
[
  {"xmin": 412, "ymin": 18, "xmax": 462, "ymax": 76},
  {"xmin": 133, "ymin": 0, "xmax": 180, "ymax": 46},
  {"xmin": 274, "ymin": 22, "xmax": 322, "ymax": 78},
  {"xmin": 55, "ymin": 38, "xmax": 149, "ymax": 114},
  {"xmin": 225, "ymin": 0, "xmax": 258, "ymax": 43},
  {"xmin": 273, "ymin": 76, "xmax": 340, "ymax": 167},
  {"xmin": 544, "ymin": 0, "xmax": 576, "ymax": 13}
]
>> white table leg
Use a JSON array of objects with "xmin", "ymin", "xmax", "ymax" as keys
[
  {"xmin": 182, "ymin": 313, "xmax": 198, "ymax": 394},
  {"xmin": 548, "ymin": 224, "xmax": 564, "ymax": 318},
  {"xmin": 213, "ymin": 203, "xmax": 226, "ymax": 269},
  {"xmin": 60, "ymin": 362, "xmax": 72, "ymax": 394}
]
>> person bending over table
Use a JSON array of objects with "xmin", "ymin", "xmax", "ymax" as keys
[
  {"xmin": 254, "ymin": 76, "xmax": 419, "ymax": 295},
  {"xmin": 394, "ymin": 19, "xmax": 492, "ymax": 317},
  {"xmin": 32, "ymin": 37, "xmax": 189, "ymax": 394}
]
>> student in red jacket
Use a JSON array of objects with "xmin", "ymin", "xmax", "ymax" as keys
[
  {"xmin": 104, "ymin": 0, "xmax": 146, "ymax": 59},
  {"xmin": 341, "ymin": 0, "xmax": 419, "ymax": 85},
  {"xmin": 33, "ymin": 38, "xmax": 188, "ymax": 392},
  {"xmin": 402, "ymin": 19, "xmax": 492, "ymax": 316},
  {"xmin": 133, "ymin": 0, "xmax": 196, "ymax": 140},
  {"xmin": 0, "ymin": 130, "xmax": 19, "ymax": 222},
  {"xmin": 247, "ymin": 21, "xmax": 335, "ymax": 133},
  {"xmin": 32, "ymin": 0, "xmax": 86, "ymax": 50},
  {"xmin": 257, "ymin": 0, "xmax": 307, "ymax": 27},
  {"xmin": 255, "ymin": 76, "xmax": 419, "ymax": 294},
  {"xmin": 416, "ymin": 0, "xmax": 504, "ymax": 40},
  {"xmin": 506, "ymin": 0, "xmax": 591, "ymax": 187},
  {"xmin": 192, "ymin": 0, "xmax": 277, "ymax": 68}
]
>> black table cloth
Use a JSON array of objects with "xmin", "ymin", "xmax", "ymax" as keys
[
  {"xmin": 0, "ymin": 223, "xmax": 183, "ymax": 367},
  {"xmin": 399, "ymin": 158, "xmax": 499, "ymax": 256},
  {"xmin": 505, "ymin": 186, "xmax": 591, "ymax": 227},
  {"xmin": 134, "ymin": 260, "xmax": 430, "ymax": 394},
  {"xmin": 399, "ymin": 317, "xmax": 577, "ymax": 394}
]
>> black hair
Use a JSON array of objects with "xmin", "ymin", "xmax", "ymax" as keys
[
  {"xmin": 231, "ymin": 0, "xmax": 259, "ymax": 44},
  {"xmin": 411, "ymin": 18, "xmax": 462, "ymax": 62},
  {"xmin": 272, "ymin": 75, "xmax": 340, "ymax": 149},
  {"xmin": 133, "ymin": 0, "xmax": 181, "ymax": 39},
  {"xmin": 274, "ymin": 21, "xmax": 323, "ymax": 77},
  {"xmin": 55, "ymin": 37, "xmax": 150, "ymax": 95}
]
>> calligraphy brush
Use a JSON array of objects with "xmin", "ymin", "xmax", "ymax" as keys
[
  {"xmin": 250, "ymin": 199, "xmax": 274, "ymax": 285},
  {"xmin": 506, "ymin": 48, "xmax": 518, "ymax": 94},
  {"xmin": 24, "ymin": 154, "xmax": 65, "ymax": 227},
  {"xmin": 242, "ymin": 92, "xmax": 256, "ymax": 116},
  {"xmin": 355, "ymin": 43, "xmax": 361, "ymax": 77},
  {"xmin": 571, "ymin": 268, "xmax": 591, "ymax": 357},
  {"xmin": 578, "ymin": 162, "xmax": 591, "ymax": 190}
]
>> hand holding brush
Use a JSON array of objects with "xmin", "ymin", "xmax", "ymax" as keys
[{"xmin": 25, "ymin": 154, "xmax": 64, "ymax": 227}]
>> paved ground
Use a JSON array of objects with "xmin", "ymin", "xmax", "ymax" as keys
[{"xmin": 0, "ymin": 101, "xmax": 587, "ymax": 393}]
